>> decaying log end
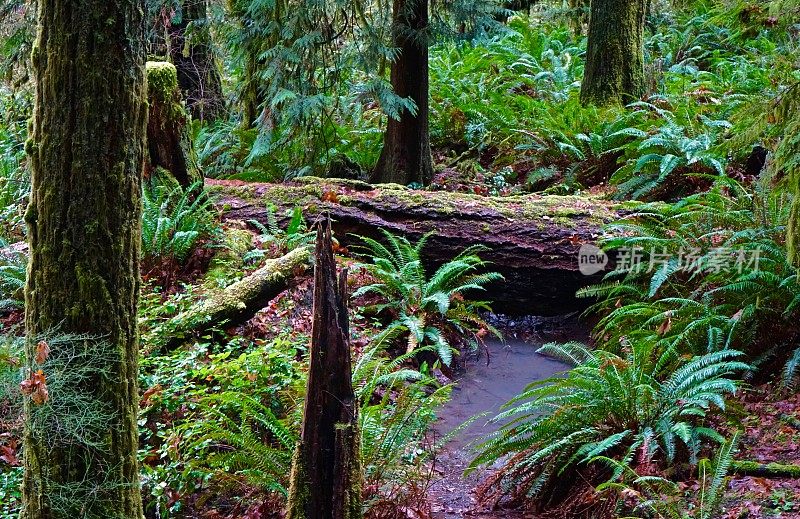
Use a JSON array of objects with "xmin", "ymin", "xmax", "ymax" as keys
[{"xmin": 287, "ymin": 217, "xmax": 362, "ymax": 519}]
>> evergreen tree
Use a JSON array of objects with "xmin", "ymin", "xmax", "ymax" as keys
[
  {"xmin": 580, "ymin": 0, "xmax": 647, "ymax": 106},
  {"xmin": 168, "ymin": 0, "xmax": 225, "ymax": 121},
  {"xmin": 21, "ymin": 0, "xmax": 147, "ymax": 516},
  {"xmin": 371, "ymin": 0, "xmax": 434, "ymax": 186}
]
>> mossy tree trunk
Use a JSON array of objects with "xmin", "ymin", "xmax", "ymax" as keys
[
  {"xmin": 22, "ymin": 0, "xmax": 147, "ymax": 517},
  {"xmin": 168, "ymin": 0, "xmax": 225, "ymax": 122},
  {"xmin": 287, "ymin": 220, "xmax": 362, "ymax": 519},
  {"xmin": 580, "ymin": 0, "xmax": 647, "ymax": 106},
  {"xmin": 146, "ymin": 61, "xmax": 202, "ymax": 188},
  {"xmin": 371, "ymin": 0, "xmax": 434, "ymax": 186}
]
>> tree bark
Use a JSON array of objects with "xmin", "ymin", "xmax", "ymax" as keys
[
  {"xmin": 168, "ymin": 0, "xmax": 225, "ymax": 122},
  {"xmin": 580, "ymin": 0, "xmax": 647, "ymax": 106},
  {"xmin": 371, "ymin": 0, "xmax": 434, "ymax": 186},
  {"xmin": 287, "ymin": 220, "xmax": 362, "ymax": 519},
  {"xmin": 146, "ymin": 61, "xmax": 203, "ymax": 188},
  {"xmin": 22, "ymin": 0, "xmax": 147, "ymax": 517},
  {"xmin": 209, "ymin": 178, "xmax": 621, "ymax": 315}
]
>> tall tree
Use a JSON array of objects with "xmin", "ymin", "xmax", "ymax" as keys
[
  {"xmin": 22, "ymin": 0, "xmax": 147, "ymax": 516},
  {"xmin": 580, "ymin": 0, "xmax": 647, "ymax": 106},
  {"xmin": 168, "ymin": 0, "xmax": 225, "ymax": 121},
  {"xmin": 371, "ymin": 0, "xmax": 434, "ymax": 186}
]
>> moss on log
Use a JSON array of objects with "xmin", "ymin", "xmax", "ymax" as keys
[
  {"xmin": 208, "ymin": 177, "xmax": 622, "ymax": 315},
  {"xmin": 170, "ymin": 247, "xmax": 310, "ymax": 343},
  {"xmin": 731, "ymin": 461, "xmax": 800, "ymax": 479}
]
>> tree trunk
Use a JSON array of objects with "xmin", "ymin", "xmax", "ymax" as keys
[
  {"xmin": 568, "ymin": 0, "xmax": 590, "ymax": 36},
  {"xmin": 168, "ymin": 0, "xmax": 225, "ymax": 122},
  {"xmin": 146, "ymin": 61, "xmax": 203, "ymax": 188},
  {"xmin": 371, "ymin": 0, "xmax": 433, "ymax": 186},
  {"xmin": 580, "ymin": 0, "xmax": 646, "ymax": 106},
  {"xmin": 287, "ymin": 220, "xmax": 362, "ymax": 519},
  {"xmin": 22, "ymin": 0, "xmax": 147, "ymax": 517}
]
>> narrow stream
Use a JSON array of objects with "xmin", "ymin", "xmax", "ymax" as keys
[{"xmin": 428, "ymin": 316, "xmax": 588, "ymax": 518}]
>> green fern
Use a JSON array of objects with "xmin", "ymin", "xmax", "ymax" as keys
[
  {"xmin": 0, "ymin": 238, "xmax": 25, "ymax": 311},
  {"xmin": 354, "ymin": 230, "xmax": 503, "ymax": 366},
  {"xmin": 141, "ymin": 180, "xmax": 217, "ymax": 265},
  {"xmin": 469, "ymin": 340, "xmax": 749, "ymax": 512}
]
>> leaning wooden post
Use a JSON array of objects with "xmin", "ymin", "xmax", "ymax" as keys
[{"xmin": 287, "ymin": 218, "xmax": 362, "ymax": 519}]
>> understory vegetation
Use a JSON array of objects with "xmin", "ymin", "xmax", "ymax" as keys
[{"xmin": 3, "ymin": 0, "xmax": 800, "ymax": 518}]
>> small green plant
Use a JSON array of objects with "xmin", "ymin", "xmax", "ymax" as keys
[
  {"xmin": 0, "ymin": 466, "xmax": 23, "ymax": 519},
  {"xmin": 354, "ymin": 230, "xmax": 503, "ymax": 366},
  {"xmin": 0, "ymin": 238, "xmax": 25, "ymax": 312},
  {"xmin": 469, "ymin": 340, "xmax": 749, "ymax": 514},
  {"xmin": 244, "ymin": 205, "xmax": 316, "ymax": 263},
  {"xmin": 0, "ymin": 154, "xmax": 27, "ymax": 241},
  {"xmin": 594, "ymin": 431, "xmax": 740, "ymax": 518},
  {"xmin": 611, "ymin": 104, "xmax": 728, "ymax": 201},
  {"xmin": 141, "ymin": 180, "xmax": 217, "ymax": 267},
  {"xmin": 354, "ymin": 343, "xmax": 452, "ymax": 514}
]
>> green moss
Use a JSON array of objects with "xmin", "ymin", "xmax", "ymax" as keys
[
  {"xmin": 731, "ymin": 460, "xmax": 800, "ymax": 478},
  {"xmin": 146, "ymin": 61, "xmax": 179, "ymax": 103},
  {"xmin": 204, "ymin": 228, "xmax": 255, "ymax": 288},
  {"xmin": 211, "ymin": 177, "xmax": 618, "ymax": 228}
]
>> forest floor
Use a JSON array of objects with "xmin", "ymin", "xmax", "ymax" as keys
[
  {"xmin": 427, "ymin": 316, "xmax": 585, "ymax": 518},
  {"xmin": 203, "ymin": 216, "xmax": 800, "ymax": 519},
  {"xmin": 718, "ymin": 388, "xmax": 800, "ymax": 518}
]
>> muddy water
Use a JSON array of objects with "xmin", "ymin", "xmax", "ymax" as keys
[{"xmin": 428, "ymin": 317, "xmax": 588, "ymax": 518}]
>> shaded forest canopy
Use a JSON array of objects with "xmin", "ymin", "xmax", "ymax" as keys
[{"xmin": 2, "ymin": 0, "xmax": 800, "ymax": 518}]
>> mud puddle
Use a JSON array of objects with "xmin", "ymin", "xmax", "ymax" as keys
[{"xmin": 427, "ymin": 315, "xmax": 588, "ymax": 518}]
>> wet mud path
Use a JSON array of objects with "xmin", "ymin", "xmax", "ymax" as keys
[{"xmin": 428, "ymin": 316, "xmax": 588, "ymax": 518}]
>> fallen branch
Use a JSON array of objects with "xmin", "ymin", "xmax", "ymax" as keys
[
  {"xmin": 730, "ymin": 460, "xmax": 800, "ymax": 479},
  {"xmin": 166, "ymin": 247, "xmax": 311, "ymax": 345}
]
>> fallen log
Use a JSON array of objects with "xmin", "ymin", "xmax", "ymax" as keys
[
  {"xmin": 167, "ymin": 247, "xmax": 311, "ymax": 345},
  {"xmin": 731, "ymin": 460, "xmax": 800, "ymax": 479},
  {"xmin": 208, "ymin": 177, "xmax": 621, "ymax": 315}
]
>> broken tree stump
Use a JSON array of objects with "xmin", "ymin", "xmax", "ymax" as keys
[
  {"xmin": 287, "ymin": 219, "xmax": 362, "ymax": 519},
  {"xmin": 146, "ymin": 61, "xmax": 203, "ymax": 188}
]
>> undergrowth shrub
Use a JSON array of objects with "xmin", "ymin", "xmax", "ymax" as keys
[
  {"xmin": 0, "ymin": 154, "xmax": 27, "ymax": 241},
  {"xmin": 244, "ymin": 205, "xmax": 316, "ymax": 263},
  {"xmin": 0, "ymin": 333, "xmax": 22, "ymax": 518},
  {"xmin": 0, "ymin": 238, "xmax": 25, "ymax": 312},
  {"xmin": 139, "ymin": 333, "xmax": 451, "ymax": 518},
  {"xmin": 354, "ymin": 230, "xmax": 502, "ymax": 367},
  {"xmin": 584, "ymin": 175, "xmax": 800, "ymax": 385},
  {"xmin": 141, "ymin": 180, "xmax": 218, "ymax": 273}
]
